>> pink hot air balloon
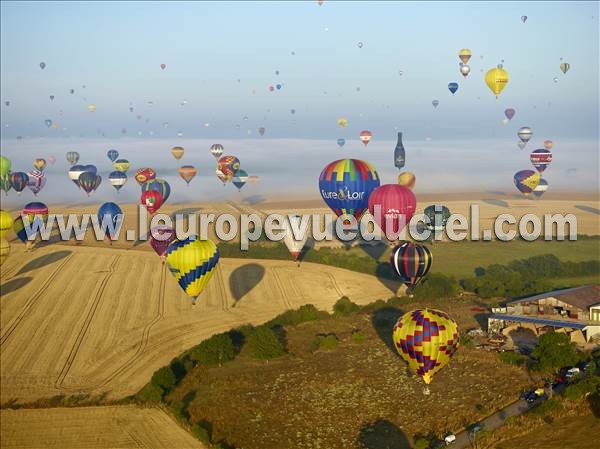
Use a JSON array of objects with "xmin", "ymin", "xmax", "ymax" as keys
[
  {"xmin": 160, "ymin": 63, "xmax": 166, "ymax": 70},
  {"xmin": 47, "ymin": 155, "xmax": 56, "ymax": 165},
  {"xmin": 504, "ymin": 108, "xmax": 516, "ymax": 120},
  {"xmin": 149, "ymin": 226, "xmax": 176, "ymax": 259},
  {"xmin": 368, "ymin": 184, "xmax": 417, "ymax": 239}
]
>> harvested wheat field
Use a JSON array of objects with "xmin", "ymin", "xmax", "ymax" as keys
[
  {"xmin": 0, "ymin": 243, "xmax": 391, "ymax": 403},
  {"xmin": 0, "ymin": 405, "xmax": 204, "ymax": 449}
]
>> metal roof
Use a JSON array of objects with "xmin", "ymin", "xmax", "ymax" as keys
[
  {"xmin": 489, "ymin": 314, "xmax": 588, "ymax": 330},
  {"xmin": 508, "ymin": 285, "xmax": 600, "ymax": 310}
]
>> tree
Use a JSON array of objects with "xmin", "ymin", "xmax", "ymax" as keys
[
  {"xmin": 248, "ymin": 326, "xmax": 285, "ymax": 360},
  {"xmin": 532, "ymin": 332, "xmax": 580, "ymax": 372},
  {"xmin": 333, "ymin": 296, "xmax": 360, "ymax": 316},
  {"xmin": 188, "ymin": 333, "xmax": 235, "ymax": 366},
  {"xmin": 151, "ymin": 366, "xmax": 176, "ymax": 392}
]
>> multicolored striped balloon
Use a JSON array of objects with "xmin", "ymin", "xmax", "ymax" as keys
[
  {"xmin": 514, "ymin": 170, "xmax": 540, "ymax": 197},
  {"xmin": 390, "ymin": 241, "xmax": 432, "ymax": 292},
  {"xmin": 319, "ymin": 159, "xmax": 380, "ymax": 221},
  {"xmin": 530, "ymin": 148, "xmax": 552, "ymax": 173},
  {"xmin": 532, "ymin": 178, "xmax": 549, "ymax": 199},
  {"xmin": 165, "ymin": 236, "xmax": 220, "ymax": 304},
  {"xmin": 179, "ymin": 165, "xmax": 197, "ymax": 185},
  {"xmin": 134, "ymin": 167, "xmax": 156, "ymax": 185},
  {"xmin": 141, "ymin": 178, "xmax": 171, "ymax": 203},
  {"xmin": 27, "ymin": 169, "xmax": 46, "ymax": 196},
  {"xmin": 392, "ymin": 308, "xmax": 459, "ymax": 385}
]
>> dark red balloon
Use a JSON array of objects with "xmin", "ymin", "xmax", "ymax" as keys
[
  {"xmin": 149, "ymin": 226, "xmax": 176, "ymax": 257},
  {"xmin": 368, "ymin": 184, "xmax": 417, "ymax": 239}
]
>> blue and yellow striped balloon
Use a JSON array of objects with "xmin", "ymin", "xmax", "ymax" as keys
[{"xmin": 165, "ymin": 236, "xmax": 220, "ymax": 303}]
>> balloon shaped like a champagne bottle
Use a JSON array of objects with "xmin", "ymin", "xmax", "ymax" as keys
[{"xmin": 394, "ymin": 132, "xmax": 406, "ymax": 170}]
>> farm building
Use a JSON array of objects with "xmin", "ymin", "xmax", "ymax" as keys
[{"xmin": 488, "ymin": 285, "xmax": 600, "ymax": 345}]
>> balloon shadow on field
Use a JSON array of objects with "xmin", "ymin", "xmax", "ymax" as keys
[
  {"xmin": 16, "ymin": 250, "xmax": 71, "ymax": 275},
  {"xmin": 486, "ymin": 190, "xmax": 507, "ymax": 196},
  {"xmin": 0, "ymin": 277, "xmax": 32, "ymax": 295},
  {"xmin": 375, "ymin": 262, "xmax": 401, "ymax": 295},
  {"xmin": 242, "ymin": 195, "xmax": 266, "ymax": 205},
  {"xmin": 575, "ymin": 205, "xmax": 600, "ymax": 216},
  {"xmin": 229, "ymin": 263, "xmax": 265, "ymax": 305},
  {"xmin": 358, "ymin": 241, "xmax": 388, "ymax": 261},
  {"xmin": 297, "ymin": 237, "xmax": 316, "ymax": 263},
  {"xmin": 170, "ymin": 207, "xmax": 202, "ymax": 220},
  {"xmin": 357, "ymin": 419, "xmax": 410, "ymax": 449},
  {"xmin": 371, "ymin": 306, "xmax": 405, "ymax": 356},
  {"xmin": 482, "ymin": 198, "xmax": 510, "ymax": 208}
]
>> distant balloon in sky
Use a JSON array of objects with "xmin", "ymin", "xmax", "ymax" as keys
[
  {"xmin": 460, "ymin": 64, "xmax": 470, "ymax": 77},
  {"xmin": 514, "ymin": 170, "xmax": 540, "ymax": 197},
  {"xmin": 70, "ymin": 89, "xmax": 75, "ymax": 94},
  {"xmin": 397, "ymin": 171, "xmax": 416, "ymax": 190},
  {"xmin": 357, "ymin": 42, "xmax": 363, "ymax": 48},
  {"xmin": 533, "ymin": 178, "xmax": 548, "ymax": 199},
  {"xmin": 66, "ymin": 151, "xmax": 79, "ymax": 165},
  {"xmin": 113, "ymin": 159, "xmax": 130, "ymax": 173},
  {"xmin": 448, "ymin": 82, "xmax": 459, "ymax": 94},
  {"xmin": 518, "ymin": 126, "xmax": 533, "ymax": 143},
  {"xmin": 88, "ymin": 104, "xmax": 96, "ymax": 112},
  {"xmin": 107, "ymin": 149, "xmax": 119, "ymax": 162},
  {"xmin": 269, "ymin": 85, "xmax": 275, "ymax": 92},
  {"xmin": 44, "ymin": 119, "xmax": 52, "ymax": 128},
  {"xmin": 501, "ymin": 118, "xmax": 509, "ymax": 125},
  {"xmin": 560, "ymin": 62, "xmax": 570, "ymax": 74},
  {"xmin": 517, "ymin": 141, "xmax": 527, "ymax": 150},
  {"xmin": 177, "ymin": 132, "xmax": 183, "ymax": 137},
  {"xmin": 485, "ymin": 65, "xmax": 509, "ymax": 98},
  {"xmin": 432, "ymin": 100, "xmax": 439, "ymax": 108},
  {"xmin": 179, "ymin": 165, "xmax": 197, "ymax": 185},
  {"xmin": 49, "ymin": 95, "xmax": 54, "ymax": 101},
  {"xmin": 553, "ymin": 77, "xmax": 559, "ymax": 83},
  {"xmin": 39, "ymin": 62, "xmax": 46, "ymax": 69},
  {"xmin": 108, "ymin": 171, "xmax": 127, "ymax": 192},
  {"xmin": 232, "ymin": 169, "xmax": 248, "ymax": 191},
  {"xmin": 504, "ymin": 108, "xmax": 516, "ymax": 120},
  {"xmin": 530, "ymin": 148, "xmax": 552, "ymax": 173},
  {"xmin": 458, "ymin": 48, "xmax": 472, "ymax": 64},
  {"xmin": 160, "ymin": 63, "xmax": 166, "ymax": 70},
  {"xmin": 4, "ymin": 101, "xmax": 9, "ymax": 106},
  {"xmin": 398, "ymin": 70, "xmax": 404, "ymax": 76},
  {"xmin": 521, "ymin": 15, "xmax": 527, "ymax": 23},
  {"xmin": 47, "ymin": 155, "xmax": 56, "ymax": 165},
  {"xmin": 337, "ymin": 138, "xmax": 346, "ymax": 148},
  {"xmin": 276, "ymin": 84, "xmax": 282, "ymax": 90},
  {"xmin": 171, "ymin": 146, "xmax": 184, "ymax": 160},
  {"xmin": 258, "ymin": 127, "xmax": 265, "ymax": 136},
  {"xmin": 210, "ymin": 144, "xmax": 224, "ymax": 159},
  {"xmin": 337, "ymin": 117, "xmax": 348, "ymax": 127},
  {"xmin": 543, "ymin": 140, "xmax": 553, "ymax": 150},
  {"xmin": 359, "ymin": 130, "xmax": 372, "ymax": 146}
]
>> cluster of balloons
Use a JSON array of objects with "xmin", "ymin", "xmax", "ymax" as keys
[
  {"xmin": 0, "ymin": 155, "xmax": 48, "ymax": 197},
  {"xmin": 513, "ymin": 125, "xmax": 553, "ymax": 198},
  {"xmin": 211, "ymin": 144, "xmax": 250, "ymax": 191}
]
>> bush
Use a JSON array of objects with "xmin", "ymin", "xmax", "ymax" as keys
[
  {"xmin": 333, "ymin": 296, "xmax": 360, "ymax": 316},
  {"xmin": 564, "ymin": 376, "xmax": 600, "ymax": 401},
  {"xmin": 151, "ymin": 366, "xmax": 176, "ymax": 393},
  {"xmin": 136, "ymin": 383, "xmax": 163, "ymax": 403},
  {"xmin": 412, "ymin": 273, "xmax": 460, "ymax": 299},
  {"xmin": 352, "ymin": 330, "xmax": 366, "ymax": 344},
  {"xmin": 191, "ymin": 423, "xmax": 212, "ymax": 444},
  {"xmin": 188, "ymin": 333, "xmax": 235, "ymax": 366},
  {"xmin": 528, "ymin": 398, "xmax": 562, "ymax": 417},
  {"xmin": 169, "ymin": 400, "xmax": 189, "ymax": 422},
  {"xmin": 499, "ymin": 351, "xmax": 527, "ymax": 366},
  {"xmin": 414, "ymin": 437, "xmax": 429, "ymax": 449},
  {"xmin": 361, "ymin": 299, "xmax": 388, "ymax": 313},
  {"xmin": 310, "ymin": 334, "xmax": 339, "ymax": 352},
  {"xmin": 532, "ymin": 332, "xmax": 581, "ymax": 373},
  {"xmin": 460, "ymin": 334, "xmax": 475, "ymax": 349},
  {"xmin": 266, "ymin": 304, "xmax": 328, "ymax": 327},
  {"xmin": 247, "ymin": 326, "xmax": 285, "ymax": 360}
]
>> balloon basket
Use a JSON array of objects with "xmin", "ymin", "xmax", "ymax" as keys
[{"xmin": 422, "ymin": 386, "xmax": 430, "ymax": 396}]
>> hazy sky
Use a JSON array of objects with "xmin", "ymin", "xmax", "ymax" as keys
[{"xmin": 0, "ymin": 1, "xmax": 598, "ymax": 203}]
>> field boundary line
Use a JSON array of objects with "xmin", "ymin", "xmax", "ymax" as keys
[
  {"xmin": 55, "ymin": 255, "xmax": 120, "ymax": 388},
  {"xmin": 0, "ymin": 254, "xmax": 74, "ymax": 349}
]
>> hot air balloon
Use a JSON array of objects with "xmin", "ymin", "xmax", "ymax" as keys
[
  {"xmin": 70, "ymin": 89, "xmax": 75, "ymax": 94},
  {"xmin": 79, "ymin": 172, "xmax": 101, "ymax": 196},
  {"xmin": 397, "ymin": 172, "xmax": 415, "ymax": 189},
  {"xmin": 215, "ymin": 169, "xmax": 229, "ymax": 185},
  {"xmin": 460, "ymin": 64, "xmax": 471, "ymax": 77},
  {"xmin": 108, "ymin": 171, "xmax": 128, "ymax": 192},
  {"xmin": 432, "ymin": 100, "xmax": 439, "ymax": 108},
  {"xmin": 88, "ymin": 104, "xmax": 96, "ymax": 112},
  {"xmin": 337, "ymin": 117, "xmax": 348, "ymax": 128},
  {"xmin": 47, "ymin": 155, "xmax": 56, "ymax": 165},
  {"xmin": 27, "ymin": 169, "xmax": 46, "ymax": 196},
  {"xmin": 0, "ymin": 176, "xmax": 11, "ymax": 195},
  {"xmin": 337, "ymin": 138, "xmax": 346, "ymax": 148},
  {"xmin": 39, "ymin": 62, "xmax": 46, "ymax": 69},
  {"xmin": 517, "ymin": 141, "xmax": 527, "ymax": 150},
  {"xmin": 171, "ymin": 146, "xmax": 184, "ymax": 160},
  {"xmin": 448, "ymin": 82, "xmax": 459, "ymax": 94},
  {"xmin": 165, "ymin": 236, "xmax": 220, "ymax": 304},
  {"xmin": 458, "ymin": 48, "xmax": 472, "ymax": 64},
  {"xmin": 210, "ymin": 144, "xmax": 224, "ymax": 159},
  {"xmin": 9, "ymin": 172, "xmax": 29, "ymax": 194},
  {"xmin": 113, "ymin": 159, "xmax": 130, "ymax": 172},
  {"xmin": 530, "ymin": 148, "xmax": 552, "ymax": 173},
  {"xmin": 218, "ymin": 156, "xmax": 241, "ymax": 177},
  {"xmin": 68, "ymin": 165, "xmax": 86, "ymax": 187},
  {"xmin": 357, "ymin": 42, "xmax": 363, "ymax": 48},
  {"xmin": 97, "ymin": 202, "xmax": 123, "ymax": 241},
  {"xmin": 16, "ymin": 202, "xmax": 49, "ymax": 250},
  {"xmin": 504, "ymin": 108, "xmax": 516, "ymax": 120},
  {"xmin": 0, "ymin": 238, "xmax": 9, "ymax": 266},
  {"xmin": 359, "ymin": 130, "xmax": 373, "ymax": 146},
  {"xmin": 134, "ymin": 167, "xmax": 156, "ymax": 185},
  {"xmin": 141, "ymin": 178, "xmax": 171, "ymax": 203},
  {"xmin": 485, "ymin": 65, "xmax": 509, "ymax": 98},
  {"xmin": 319, "ymin": 159, "xmax": 380, "ymax": 222},
  {"xmin": 543, "ymin": 140, "xmax": 553, "ymax": 150},
  {"xmin": 283, "ymin": 215, "xmax": 308, "ymax": 264},
  {"xmin": 533, "ymin": 178, "xmax": 548, "ymax": 199},
  {"xmin": 424, "ymin": 205, "xmax": 451, "ymax": 232},
  {"xmin": 0, "ymin": 156, "xmax": 10, "ymax": 178},
  {"xmin": 394, "ymin": 132, "xmax": 406, "ymax": 170},
  {"xmin": 44, "ymin": 119, "xmax": 52, "ymax": 128},
  {"xmin": 232, "ymin": 169, "xmax": 248, "ymax": 191},
  {"xmin": 4, "ymin": 101, "xmax": 9, "ymax": 107},
  {"xmin": 141, "ymin": 190, "xmax": 163, "ymax": 214},
  {"xmin": 150, "ymin": 226, "xmax": 176, "ymax": 260},
  {"xmin": 33, "ymin": 158, "xmax": 47, "ymax": 171},
  {"xmin": 258, "ymin": 127, "xmax": 266, "ymax": 136},
  {"xmin": 107, "ymin": 149, "xmax": 119, "ymax": 162},
  {"xmin": 560, "ymin": 62, "xmax": 570, "ymax": 74},
  {"xmin": 518, "ymin": 127, "xmax": 533, "ymax": 143},
  {"xmin": 160, "ymin": 63, "xmax": 166, "ymax": 70},
  {"xmin": 390, "ymin": 242, "xmax": 433, "ymax": 293},
  {"xmin": 514, "ymin": 170, "xmax": 541, "ymax": 197},
  {"xmin": 392, "ymin": 308, "xmax": 459, "ymax": 388},
  {"xmin": 368, "ymin": 185, "xmax": 417, "ymax": 239},
  {"xmin": 521, "ymin": 15, "xmax": 527, "ymax": 23},
  {"xmin": 0, "ymin": 210, "xmax": 14, "ymax": 238},
  {"xmin": 179, "ymin": 165, "xmax": 197, "ymax": 185},
  {"xmin": 247, "ymin": 175, "xmax": 260, "ymax": 184},
  {"xmin": 66, "ymin": 151, "xmax": 80, "ymax": 165},
  {"xmin": 49, "ymin": 95, "xmax": 54, "ymax": 101}
]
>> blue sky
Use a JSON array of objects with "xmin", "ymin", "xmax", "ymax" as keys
[{"xmin": 1, "ymin": 1, "xmax": 598, "ymax": 140}]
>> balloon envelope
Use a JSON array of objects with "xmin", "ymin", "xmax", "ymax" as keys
[
  {"xmin": 134, "ymin": 167, "xmax": 156, "ymax": 185},
  {"xmin": 107, "ymin": 149, "xmax": 119, "ymax": 162},
  {"xmin": 368, "ymin": 184, "xmax": 417, "ymax": 239},
  {"xmin": 514, "ymin": 170, "xmax": 541, "ymax": 196},
  {"xmin": 504, "ymin": 108, "xmax": 516, "ymax": 120},
  {"xmin": 150, "ymin": 226, "xmax": 176, "ymax": 257},
  {"xmin": 210, "ymin": 144, "xmax": 224, "ymax": 159},
  {"xmin": 142, "ymin": 179, "xmax": 171, "ymax": 203},
  {"xmin": 171, "ymin": 146, "xmax": 184, "ymax": 160},
  {"xmin": 485, "ymin": 65, "xmax": 509, "ymax": 97},
  {"xmin": 337, "ymin": 138, "xmax": 346, "ymax": 148},
  {"xmin": 448, "ymin": 82, "xmax": 459, "ymax": 94},
  {"xmin": 530, "ymin": 149, "xmax": 552, "ymax": 173},
  {"xmin": 533, "ymin": 179, "xmax": 549, "ymax": 199},
  {"xmin": 518, "ymin": 127, "xmax": 533, "ymax": 143},
  {"xmin": 97, "ymin": 202, "xmax": 123, "ymax": 239},
  {"xmin": 108, "ymin": 171, "xmax": 128, "ymax": 191},
  {"xmin": 397, "ymin": 171, "xmax": 415, "ymax": 189}
]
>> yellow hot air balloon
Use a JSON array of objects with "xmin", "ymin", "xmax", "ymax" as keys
[
  {"xmin": 33, "ymin": 158, "xmax": 47, "ymax": 171},
  {"xmin": 0, "ymin": 209, "xmax": 14, "ymax": 238},
  {"xmin": 560, "ymin": 62, "xmax": 570, "ymax": 74},
  {"xmin": 113, "ymin": 159, "xmax": 130, "ymax": 172},
  {"xmin": 392, "ymin": 308, "xmax": 459, "ymax": 386},
  {"xmin": 0, "ymin": 238, "xmax": 9, "ymax": 266},
  {"xmin": 165, "ymin": 236, "xmax": 220, "ymax": 304},
  {"xmin": 337, "ymin": 117, "xmax": 348, "ymax": 128},
  {"xmin": 88, "ymin": 104, "xmax": 97, "ymax": 112},
  {"xmin": 397, "ymin": 171, "xmax": 416, "ymax": 189},
  {"xmin": 485, "ymin": 65, "xmax": 509, "ymax": 98},
  {"xmin": 171, "ymin": 146, "xmax": 185, "ymax": 160},
  {"xmin": 458, "ymin": 48, "xmax": 472, "ymax": 64}
]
